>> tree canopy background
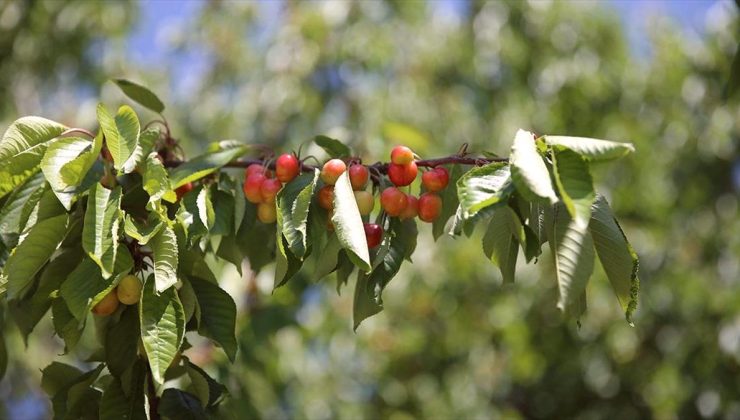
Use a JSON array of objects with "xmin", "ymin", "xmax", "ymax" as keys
[{"xmin": 0, "ymin": 1, "xmax": 738, "ymax": 418}]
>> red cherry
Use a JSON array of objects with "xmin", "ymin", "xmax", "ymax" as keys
[
  {"xmin": 320, "ymin": 159, "xmax": 347, "ymax": 185},
  {"xmin": 422, "ymin": 167, "xmax": 449, "ymax": 192},
  {"xmin": 390, "ymin": 146, "xmax": 414, "ymax": 165},
  {"xmin": 174, "ymin": 182, "xmax": 194, "ymax": 200},
  {"xmin": 399, "ymin": 194, "xmax": 418, "ymax": 220},
  {"xmin": 363, "ymin": 223, "xmax": 383, "ymax": 249},
  {"xmin": 388, "ymin": 162, "xmax": 418, "ymax": 187},
  {"xmin": 317, "ymin": 185, "xmax": 334, "ymax": 210},
  {"xmin": 246, "ymin": 164, "xmax": 266, "ymax": 177},
  {"xmin": 244, "ymin": 173, "xmax": 266, "ymax": 204},
  {"xmin": 418, "ymin": 192, "xmax": 442, "ymax": 222},
  {"xmin": 349, "ymin": 164, "xmax": 369, "ymax": 190},
  {"xmin": 275, "ymin": 153, "xmax": 300, "ymax": 183},
  {"xmin": 380, "ymin": 187, "xmax": 408, "ymax": 217},
  {"xmin": 260, "ymin": 178, "xmax": 282, "ymax": 203}
]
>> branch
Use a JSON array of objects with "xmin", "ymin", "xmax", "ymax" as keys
[{"xmin": 163, "ymin": 155, "xmax": 508, "ymax": 172}]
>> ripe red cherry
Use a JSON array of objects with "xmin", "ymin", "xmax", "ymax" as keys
[
  {"xmin": 399, "ymin": 194, "xmax": 418, "ymax": 220},
  {"xmin": 320, "ymin": 159, "xmax": 347, "ymax": 185},
  {"xmin": 246, "ymin": 164, "xmax": 267, "ymax": 177},
  {"xmin": 257, "ymin": 202, "xmax": 277, "ymax": 223},
  {"xmin": 317, "ymin": 185, "xmax": 334, "ymax": 210},
  {"xmin": 260, "ymin": 178, "xmax": 282, "ymax": 203},
  {"xmin": 275, "ymin": 153, "xmax": 300, "ymax": 183},
  {"xmin": 422, "ymin": 167, "xmax": 449, "ymax": 192},
  {"xmin": 349, "ymin": 164, "xmax": 369, "ymax": 190},
  {"xmin": 174, "ymin": 182, "xmax": 194, "ymax": 200},
  {"xmin": 364, "ymin": 223, "xmax": 383, "ymax": 249},
  {"xmin": 354, "ymin": 190, "xmax": 375, "ymax": 215},
  {"xmin": 380, "ymin": 187, "xmax": 408, "ymax": 217},
  {"xmin": 390, "ymin": 145, "xmax": 414, "ymax": 165},
  {"xmin": 244, "ymin": 173, "xmax": 266, "ymax": 204},
  {"xmin": 418, "ymin": 192, "xmax": 442, "ymax": 222},
  {"xmin": 388, "ymin": 162, "xmax": 418, "ymax": 187}
]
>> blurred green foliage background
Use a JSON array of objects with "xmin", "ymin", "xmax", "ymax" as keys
[{"xmin": 1, "ymin": 0, "xmax": 738, "ymax": 419}]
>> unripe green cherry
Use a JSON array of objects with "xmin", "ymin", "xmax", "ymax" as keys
[
  {"xmin": 117, "ymin": 274, "xmax": 143, "ymax": 305},
  {"xmin": 354, "ymin": 190, "xmax": 375, "ymax": 215}
]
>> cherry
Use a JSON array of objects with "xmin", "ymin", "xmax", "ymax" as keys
[
  {"xmin": 320, "ymin": 159, "xmax": 347, "ymax": 185},
  {"xmin": 380, "ymin": 187, "xmax": 408, "ymax": 217},
  {"xmin": 246, "ymin": 164, "xmax": 271, "ymax": 178},
  {"xmin": 349, "ymin": 164, "xmax": 369, "ymax": 190},
  {"xmin": 364, "ymin": 223, "xmax": 383, "ymax": 249},
  {"xmin": 418, "ymin": 192, "xmax": 442, "ymax": 222},
  {"xmin": 399, "ymin": 194, "xmax": 419, "ymax": 220},
  {"xmin": 117, "ymin": 274, "xmax": 142, "ymax": 305},
  {"xmin": 354, "ymin": 190, "xmax": 375, "ymax": 215},
  {"xmin": 390, "ymin": 145, "xmax": 414, "ymax": 165},
  {"xmin": 243, "ymin": 173, "xmax": 266, "ymax": 204},
  {"xmin": 422, "ymin": 167, "xmax": 449, "ymax": 192},
  {"xmin": 92, "ymin": 289, "xmax": 120, "ymax": 316},
  {"xmin": 260, "ymin": 178, "xmax": 282, "ymax": 203},
  {"xmin": 388, "ymin": 162, "xmax": 418, "ymax": 187},
  {"xmin": 275, "ymin": 153, "xmax": 300, "ymax": 183},
  {"xmin": 257, "ymin": 202, "xmax": 277, "ymax": 223},
  {"xmin": 317, "ymin": 185, "xmax": 335, "ymax": 210},
  {"xmin": 174, "ymin": 182, "xmax": 194, "ymax": 200}
]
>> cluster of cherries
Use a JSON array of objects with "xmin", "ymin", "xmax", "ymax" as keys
[
  {"xmin": 242, "ymin": 153, "xmax": 302, "ymax": 223},
  {"xmin": 241, "ymin": 146, "xmax": 449, "ymax": 250}
]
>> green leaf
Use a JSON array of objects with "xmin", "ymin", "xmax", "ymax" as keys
[
  {"xmin": 97, "ymin": 103, "xmax": 141, "ymax": 170},
  {"xmin": 124, "ymin": 212, "xmax": 164, "ymax": 245},
  {"xmin": 353, "ymin": 271, "xmax": 382, "ymax": 330},
  {"xmin": 40, "ymin": 134, "xmax": 101, "ymax": 208},
  {"xmin": 314, "ymin": 135, "xmax": 351, "ymax": 158},
  {"xmin": 169, "ymin": 146, "xmax": 248, "ymax": 189},
  {"xmin": 140, "ymin": 275, "xmax": 185, "ymax": 386},
  {"xmin": 331, "ymin": 171, "xmax": 371, "ymax": 271},
  {"xmin": 51, "ymin": 297, "xmax": 83, "ymax": 352},
  {"xmin": 0, "ymin": 116, "xmax": 67, "ymax": 198},
  {"xmin": 41, "ymin": 362, "xmax": 84, "ymax": 396},
  {"xmin": 551, "ymin": 147, "xmax": 595, "ymax": 224},
  {"xmin": 159, "ymin": 389, "xmax": 207, "ymax": 420},
  {"xmin": 510, "ymin": 129, "xmax": 558, "ymax": 203},
  {"xmin": 186, "ymin": 360, "xmax": 227, "ymax": 408},
  {"xmin": 0, "ymin": 327, "xmax": 6, "ymax": 381},
  {"xmin": 277, "ymin": 170, "xmax": 318, "ymax": 259},
  {"xmin": 482, "ymin": 207, "xmax": 521, "ymax": 283},
  {"xmin": 548, "ymin": 203, "xmax": 595, "ymax": 315},
  {"xmin": 589, "ymin": 195, "xmax": 639, "ymax": 324},
  {"xmin": 150, "ymin": 225, "xmax": 179, "ymax": 293},
  {"xmin": 0, "ymin": 170, "xmax": 45, "ymax": 247},
  {"xmin": 188, "ymin": 276, "xmax": 238, "ymax": 362},
  {"xmin": 9, "ymin": 247, "xmax": 83, "ymax": 343},
  {"xmin": 112, "ymin": 79, "xmax": 166, "ymax": 113},
  {"xmin": 3, "ymin": 214, "xmax": 68, "ymax": 299},
  {"xmin": 51, "ymin": 363, "xmax": 104, "ymax": 420},
  {"xmin": 83, "ymin": 184, "xmax": 123, "ymax": 278},
  {"xmin": 456, "ymin": 162, "xmax": 513, "ymax": 219},
  {"xmin": 273, "ymin": 223, "xmax": 303, "ymax": 289},
  {"xmin": 432, "ymin": 164, "xmax": 462, "ymax": 240},
  {"xmin": 543, "ymin": 135, "xmax": 635, "ymax": 161},
  {"xmin": 314, "ymin": 235, "xmax": 342, "ymax": 280},
  {"xmin": 143, "ymin": 152, "xmax": 176, "ymax": 204},
  {"xmin": 99, "ymin": 374, "xmax": 148, "ymax": 420},
  {"xmin": 210, "ymin": 190, "xmax": 234, "ymax": 236},
  {"xmin": 122, "ymin": 127, "xmax": 160, "ymax": 174},
  {"xmin": 106, "ymin": 305, "xmax": 140, "ymax": 377},
  {"xmin": 196, "ymin": 186, "xmax": 215, "ymax": 230}
]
